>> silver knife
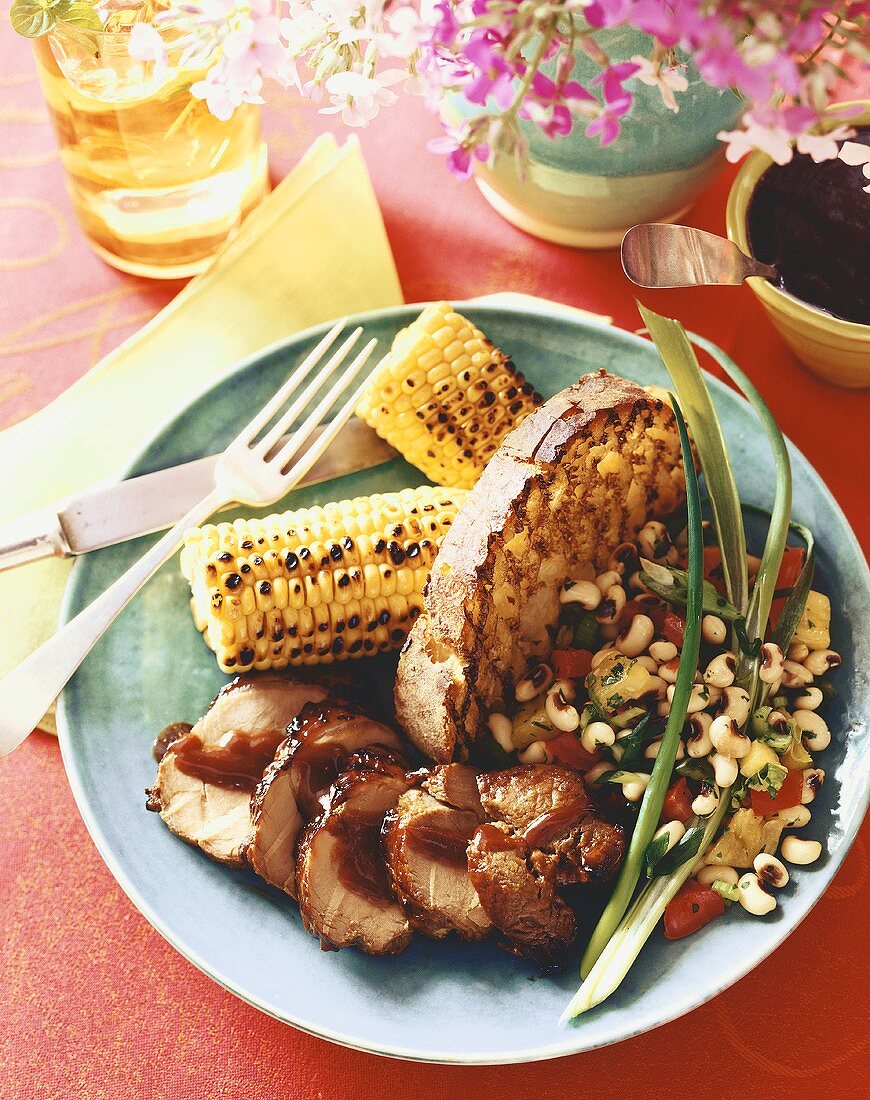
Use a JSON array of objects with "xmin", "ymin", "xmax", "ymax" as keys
[{"xmin": 0, "ymin": 419, "xmax": 398, "ymax": 572}]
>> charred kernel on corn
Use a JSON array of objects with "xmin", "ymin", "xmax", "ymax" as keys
[
  {"xmin": 180, "ymin": 486, "xmax": 467, "ymax": 673},
  {"xmin": 355, "ymin": 302, "xmax": 541, "ymax": 489}
]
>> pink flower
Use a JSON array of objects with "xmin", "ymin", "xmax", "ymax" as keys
[
  {"xmin": 427, "ymin": 130, "xmax": 489, "ymax": 179},
  {"xmin": 462, "ymin": 35, "xmax": 516, "ymax": 111},
  {"xmin": 429, "ymin": 1, "xmax": 460, "ymax": 48}
]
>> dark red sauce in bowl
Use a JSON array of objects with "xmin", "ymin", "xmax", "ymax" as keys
[{"xmin": 747, "ymin": 128, "xmax": 870, "ymax": 326}]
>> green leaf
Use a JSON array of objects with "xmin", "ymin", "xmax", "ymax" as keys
[
  {"xmin": 771, "ymin": 524, "xmax": 815, "ymax": 653},
  {"xmin": 652, "ymin": 824, "xmax": 706, "ymax": 876},
  {"xmin": 642, "ymin": 831, "xmax": 671, "ymax": 878},
  {"xmin": 579, "ymin": 394, "xmax": 704, "ymax": 980},
  {"xmin": 638, "ymin": 305, "xmax": 749, "ymax": 617},
  {"xmin": 616, "ymin": 710, "xmax": 660, "ymax": 766},
  {"xmin": 683, "ymin": 332, "xmax": 793, "ymax": 705},
  {"xmin": 747, "ymin": 762, "xmax": 788, "ymax": 798},
  {"xmin": 10, "ymin": 0, "xmax": 57, "ymax": 37},
  {"xmin": 56, "ymin": 2, "xmax": 103, "ymax": 30},
  {"xmin": 639, "ymin": 563, "xmax": 741, "ymax": 622}
]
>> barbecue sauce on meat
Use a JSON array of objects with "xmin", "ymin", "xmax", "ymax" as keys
[
  {"xmin": 404, "ymin": 818, "xmax": 475, "ymax": 869},
  {"xmin": 166, "ymin": 729, "xmax": 287, "ymax": 792},
  {"xmin": 291, "ymin": 740, "xmax": 351, "ymax": 817},
  {"xmin": 327, "ymin": 810, "xmax": 394, "ymax": 905},
  {"xmin": 474, "ymin": 795, "xmax": 589, "ymax": 855}
]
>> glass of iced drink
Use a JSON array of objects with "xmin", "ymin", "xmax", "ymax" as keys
[{"xmin": 32, "ymin": 6, "xmax": 269, "ymax": 278}]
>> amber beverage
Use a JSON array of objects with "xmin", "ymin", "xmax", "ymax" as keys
[{"xmin": 32, "ymin": 19, "xmax": 269, "ymax": 278}]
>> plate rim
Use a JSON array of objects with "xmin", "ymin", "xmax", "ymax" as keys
[{"xmin": 55, "ymin": 300, "xmax": 870, "ymax": 1065}]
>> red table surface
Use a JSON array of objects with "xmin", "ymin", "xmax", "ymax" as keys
[{"xmin": 2, "ymin": 26, "xmax": 869, "ymax": 1100}]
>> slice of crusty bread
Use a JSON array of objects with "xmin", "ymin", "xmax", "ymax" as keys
[{"xmin": 394, "ymin": 370, "xmax": 686, "ymax": 763}]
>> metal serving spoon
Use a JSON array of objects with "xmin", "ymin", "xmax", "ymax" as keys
[{"xmin": 621, "ymin": 223, "xmax": 778, "ymax": 288}]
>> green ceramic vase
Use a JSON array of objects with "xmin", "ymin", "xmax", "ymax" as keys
[{"xmin": 454, "ymin": 29, "xmax": 743, "ymax": 249}]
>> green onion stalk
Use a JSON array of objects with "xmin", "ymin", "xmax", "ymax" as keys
[
  {"xmin": 561, "ymin": 307, "xmax": 805, "ymax": 1024},
  {"xmin": 576, "ymin": 395, "xmax": 704, "ymax": 986}
]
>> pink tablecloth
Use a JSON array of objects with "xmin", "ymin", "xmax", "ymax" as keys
[{"xmin": 2, "ymin": 22, "xmax": 869, "ymax": 1100}]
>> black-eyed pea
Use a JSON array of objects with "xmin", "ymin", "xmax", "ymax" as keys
[
  {"xmin": 636, "ymin": 655, "xmax": 659, "ymax": 674},
  {"xmin": 691, "ymin": 781, "xmax": 719, "ymax": 816},
  {"xmin": 487, "ymin": 712, "xmax": 514, "ymax": 754},
  {"xmin": 803, "ymin": 649, "xmax": 841, "ymax": 676},
  {"xmin": 644, "ymin": 738, "xmax": 685, "ymax": 761},
  {"xmin": 696, "ymin": 864, "xmax": 738, "ymax": 886},
  {"xmin": 515, "ymin": 662, "xmax": 554, "ymax": 702},
  {"xmin": 711, "ymin": 752, "xmax": 739, "ymax": 787},
  {"xmin": 770, "ymin": 805, "xmax": 811, "ymax": 829},
  {"xmin": 546, "ymin": 689, "xmax": 581, "ymax": 733},
  {"xmin": 594, "ymin": 569, "xmax": 622, "ymax": 594},
  {"xmin": 722, "ymin": 686, "xmax": 751, "ymax": 726},
  {"xmin": 793, "ymin": 686, "xmax": 823, "ymax": 711},
  {"xmin": 737, "ymin": 872, "xmax": 777, "ymax": 915},
  {"xmin": 653, "ymin": 820, "xmax": 685, "ymax": 851},
  {"xmin": 608, "ymin": 541, "xmax": 638, "ymax": 577},
  {"xmin": 754, "ymin": 853, "xmax": 789, "ymax": 888},
  {"xmin": 666, "ymin": 682, "xmax": 709, "ymax": 714},
  {"xmin": 703, "ymin": 651, "xmax": 736, "ymax": 688},
  {"xmin": 649, "ymin": 640, "xmax": 678, "ymax": 663},
  {"xmin": 780, "ymin": 836, "xmax": 822, "ymax": 865},
  {"xmin": 794, "ymin": 710, "xmax": 831, "ymax": 751},
  {"xmin": 659, "ymin": 658, "xmax": 680, "ymax": 684},
  {"xmin": 787, "ymin": 642, "xmax": 810, "ymax": 663},
  {"xmin": 801, "ymin": 768, "xmax": 825, "ymax": 804},
  {"xmin": 640, "ymin": 674, "xmax": 669, "ymax": 702},
  {"xmin": 616, "ymin": 613, "xmax": 655, "ymax": 658},
  {"xmin": 758, "ymin": 642, "xmax": 784, "ymax": 685},
  {"xmin": 701, "ymin": 614, "xmax": 728, "ymax": 645},
  {"xmin": 595, "ymin": 584, "xmax": 626, "ymax": 625},
  {"xmin": 637, "ymin": 520, "xmax": 677, "ymax": 563},
  {"xmin": 657, "ymin": 699, "xmax": 671, "ymax": 718},
  {"xmin": 548, "ymin": 678, "xmax": 576, "ymax": 702},
  {"xmin": 710, "ymin": 714, "xmax": 751, "ymax": 758},
  {"xmin": 517, "ymin": 740, "xmax": 552, "ymax": 764},
  {"xmin": 585, "ymin": 761, "xmax": 615, "ymax": 784},
  {"xmin": 622, "ymin": 773, "xmax": 651, "ymax": 802},
  {"xmin": 580, "ymin": 720, "xmax": 615, "ymax": 754},
  {"xmin": 686, "ymin": 713, "xmax": 713, "ymax": 758},
  {"xmin": 781, "ymin": 659, "xmax": 814, "ymax": 688},
  {"xmin": 559, "ymin": 578, "xmax": 601, "ymax": 610},
  {"xmin": 627, "ymin": 570, "xmax": 654, "ymax": 594}
]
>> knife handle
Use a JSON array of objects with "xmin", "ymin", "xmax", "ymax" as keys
[{"xmin": 0, "ymin": 507, "xmax": 69, "ymax": 572}]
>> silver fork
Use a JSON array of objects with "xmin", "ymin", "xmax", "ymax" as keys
[{"xmin": 0, "ymin": 319, "xmax": 379, "ymax": 757}]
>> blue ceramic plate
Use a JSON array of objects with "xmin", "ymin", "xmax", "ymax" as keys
[{"xmin": 57, "ymin": 303, "xmax": 869, "ymax": 1064}]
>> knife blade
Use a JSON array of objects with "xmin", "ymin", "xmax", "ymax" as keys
[{"xmin": 0, "ymin": 419, "xmax": 398, "ymax": 571}]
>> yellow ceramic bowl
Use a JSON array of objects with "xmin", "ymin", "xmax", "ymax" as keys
[{"xmin": 726, "ymin": 102, "xmax": 870, "ymax": 389}]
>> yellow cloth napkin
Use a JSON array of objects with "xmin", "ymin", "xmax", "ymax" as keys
[{"xmin": 0, "ymin": 133, "xmax": 403, "ymax": 733}]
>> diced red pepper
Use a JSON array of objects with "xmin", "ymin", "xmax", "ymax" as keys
[
  {"xmin": 750, "ymin": 768, "xmax": 804, "ymax": 816},
  {"xmin": 662, "ymin": 778, "xmax": 694, "ymax": 825},
  {"xmin": 621, "ymin": 599, "xmax": 665, "ymax": 632},
  {"xmin": 664, "ymin": 881, "xmax": 725, "ymax": 940},
  {"xmin": 703, "ymin": 547, "xmax": 726, "ymax": 597},
  {"xmin": 768, "ymin": 547, "xmax": 806, "ymax": 630},
  {"xmin": 551, "ymin": 648, "xmax": 594, "ymax": 681},
  {"xmin": 548, "ymin": 732, "xmax": 600, "ymax": 772},
  {"xmin": 662, "ymin": 610, "xmax": 686, "ymax": 648}
]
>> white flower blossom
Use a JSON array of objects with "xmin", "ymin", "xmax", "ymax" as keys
[
  {"xmin": 796, "ymin": 125, "xmax": 855, "ymax": 163},
  {"xmin": 717, "ymin": 120, "xmax": 794, "ymax": 165},
  {"xmin": 838, "ymin": 140, "xmax": 870, "ymax": 193},
  {"xmin": 630, "ymin": 54, "xmax": 688, "ymax": 113}
]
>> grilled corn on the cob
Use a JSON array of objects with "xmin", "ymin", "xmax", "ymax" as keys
[
  {"xmin": 181, "ymin": 486, "xmax": 467, "ymax": 673},
  {"xmin": 355, "ymin": 301, "xmax": 541, "ymax": 489}
]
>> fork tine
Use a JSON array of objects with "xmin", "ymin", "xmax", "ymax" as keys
[
  {"xmin": 232, "ymin": 317, "xmax": 347, "ymax": 448},
  {"xmin": 253, "ymin": 327, "xmax": 364, "ymax": 459},
  {"xmin": 274, "ymin": 339, "xmax": 379, "ymax": 475}
]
